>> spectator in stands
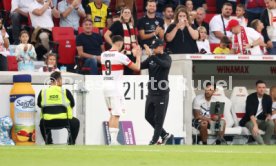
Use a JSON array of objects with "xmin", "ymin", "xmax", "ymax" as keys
[
  {"xmin": 0, "ymin": 18, "xmax": 10, "ymax": 71},
  {"xmin": 270, "ymin": 86, "xmax": 276, "ymax": 134},
  {"xmin": 137, "ymin": 0, "xmax": 164, "ymax": 49},
  {"xmin": 165, "ymin": 8, "xmax": 199, "ymax": 54},
  {"xmin": 104, "ymin": 7, "xmax": 137, "ymax": 75},
  {"xmin": 189, "ymin": 10, "xmax": 197, "ymax": 25},
  {"xmin": 29, "ymin": 0, "xmax": 60, "ymax": 52},
  {"xmin": 194, "ymin": 7, "xmax": 209, "ymax": 35},
  {"xmin": 239, "ymin": 80, "xmax": 274, "ymax": 145},
  {"xmin": 261, "ymin": 0, "xmax": 276, "ymax": 55},
  {"xmin": 82, "ymin": 0, "xmax": 110, "ymax": 7},
  {"xmin": 115, "ymin": 0, "xmax": 135, "ymax": 11},
  {"xmin": 85, "ymin": 0, "xmax": 113, "ymax": 31},
  {"xmin": 213, "ymin": 36, "xmax": 231, "ymax": 54},
  {"xmin": 193, "ymin": 82, "xmax": 226, "ymax": 145},
  {"xmin": 58, "ymin": 0, "xmax": 86, "ymax": 33},
  {"xmin": 10, "ymin": 0, "xmax": 34, "ymax": 44},
  {"xmin": 156, "ymin": 0, "xmax": 179, "ymax": 18},
  {"xmin": 234, "ymin": 4, "xmax": 248, "ymax": 27},
  {"xmin": 226, "ymin": 19, "xmax": 263, "ymax": 55},
  {"xmin": 163, "ymin": 4, "xmax": 174, "ymax": 32},
  {"xmin": 38, "ymin": 71, "xmax": 80, "ymax": 145},
  {"xmin": 251, "ymin": 19, "xmax": 268, "ymax": 54},
  {"xmin": 197, "ymin": 26, "xmax": 211, "ymax": 54},
  {"xmin": 192, "ymin": 0, "xmax": 207, "ymax": 11},
  {"xmin": 38, "ymin": 53, "xmax": 60, "ymax": 72},
  {"xmin": 217, "ymin": 0, "xmax": 237, "ymax": 14},
  {"xmin": 76, "ymin": 19, "xmax": 104, "ymax": 75},
  {"xmin": 246, "ymin": 0, "xmax": 266, "ymax": 25},
  {"xmin": 209, "ymin": 2, "xmax": 233, "ymax": 44},
  {"xmin": 185, "ymin": 0, "xmax": 194, "ymax": 13},
  {"xmin": 16, "ymin": 31, "xmax": 37, "ymax": 71}
]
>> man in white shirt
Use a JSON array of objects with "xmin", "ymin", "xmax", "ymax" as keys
[
  {"xmin": 29, "ymin": 0, "xmax": 60, "ymax": 51},
  {"xmin": 226, "ymin": 19, "xmax": 263, "ymax": 55},
  {"xmin": 193, "ymin": 82, "xmax": 226, "ymax": 145},
  {"xmin": 209, "ymin": 2, "xmax": 233, "ymax": 44},
  {"xmin": 11, "ymin": 0, "xmax": 34, "ymax": 44}
]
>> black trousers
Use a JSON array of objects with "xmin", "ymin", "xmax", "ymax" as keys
[
  {"xmin": 145, "ymin": 94, "xmax": 169, "ymax": 143},
  {"xmin": 0, "ymin": 54, "xmax": 8, "ymax": 71},
  {"xmin": 39, "ymin": 117, "xmax": 80, "ymax": 145}
]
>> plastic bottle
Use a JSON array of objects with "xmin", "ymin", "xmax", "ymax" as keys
[{"xmin": 10, "ymin": 75, "xmax": 36, "ymax": 145}]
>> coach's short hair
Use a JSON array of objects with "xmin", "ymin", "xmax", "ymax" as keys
[
  {"xmin": 206, "ymin": 82, "xmax": 216, "ymax": 90},
  {"xmin": 112, "ymin": 35, "xmax": 124, "ymax": 43}
]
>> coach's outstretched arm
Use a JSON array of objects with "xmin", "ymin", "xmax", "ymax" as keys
[{"xmin": 127, "ymin": 46, "xmax": 142, "ymax": 72}]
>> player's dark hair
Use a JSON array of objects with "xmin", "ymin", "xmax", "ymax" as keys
[
  {"xmin": 206, "ymin": 82, "xmax": 216, "ymax": 90},
  {"xmin": 50, "ymin": 71, "xmax": 61, "ymax": 83},
  {"xmin": 112, "ymin": 35, "xmax": 124, "ymax": 43},
  {"xmin": 256, "ymin": 80, "xmax": 266, "ymax": 86}
]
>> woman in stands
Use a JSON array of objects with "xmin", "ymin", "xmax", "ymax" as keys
[
  {"xmin": 165, "ymin": 8, "xmax": 199, "ymax": 54},
  {"xmin": 0, "ymin": 18, "xmax": 10, "ymax": 71},
  {"xmin": 16, "ymin": 31, "xmax": 37, "ymax": 71},
  {"xmin": 38, "ymin": 53, "xmax": 60, "ymax": 72},
  {"xmin": 196, "ymin": 26, "xmax": 211, "ymax": 54},
  {"xmin": 104, "ymin": 7, "xmax": 137, "ymax": 75}
]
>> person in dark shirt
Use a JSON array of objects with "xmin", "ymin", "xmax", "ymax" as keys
[
  {"xmin": 37, "ymin": 71, "xmax": 79, "ymax": 145},
  {"xmin": 142, "ymin": 39, "xmax": 173, "ymax": 145},
  {"xmin": 194, "ymin": 7, "xmax": 209, "ymax": 35},
  {"xmin": 104, "ymin": 7, "xmax": 138, "ymax": 75},
  {"xmin": 137, "ymin": 0, "xmax": 164, "ymax": 48},
  {"xmin": 165, "ymin": 8, "xmax": 199, "ymax": 54},
  {"xmin": 76, "ymin": 19, "xmax": 105, "ymax": 75}
]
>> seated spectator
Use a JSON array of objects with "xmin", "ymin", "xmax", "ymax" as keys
[
  {"xmin": 194, "ymin": 7, "xmax": 209, "ymax": 35},
  {"xmin": 29, "ymin": 0, "xmax": 60, "ymax": 53},
  {"xmin": 239, "ymin": 80, "xmax": 274, "ymax": 145},
  {"xmin": 16, "ymin": 31, "xmax": 37, "ymax": 71},
  {"xmin": 163, "ymin": 4, "xmax": 174, "ymax": 32},
  {"xmin": 76, "ymin": 19, "xmax": 104, "ymax": 75},
  {"xmin": 185, "ymin": 0, "xmax": 194, "ymax": 13},
  {"xmin": 209, "ymin": 2, "xmax": 233, "ymax": 44},
  {"xmin": 227, "ymin": 19, "xmax": 263, "ymax": 55},
  {"xmin": 137, "ymin": 0, "xmax": 164, "ymax": 49},
  {"xmin": 58, "ymin": 0, "xmax": 86, "ymax": 33},
  {"xmin": 10, "ymin": 0, "xmax": 34, "ymax": 44},
  {"xmin": 261, "ymin": 0, "xmax": 276, "ymax": 55},
  {"xmin": 193, "ymin": 82, "xmax": 226, "ymax": 145},
  {"xmin": 213, "ymin": 36, "xmax": 231, "ymax": 54},
  {"xmin": 38, "ymin": 53, "xmax": 60, "ymax": 72},
  {"xmin": 0, "ymin": 19, "xmax": 10, "ymax": 71},
  {"xmin": 251, "ymin": 19, "xmax": 268, "ymax": 54},
  {"xmin": 85, "ymin": 0, "xmax": 112, "ymax": 30},
  {"xmin": 196, "ymin": 26, "xmax": 211, "ymax": 54},
  {"xmin": 192, "ymin": 0, "xmax": 207, "ymax": 11},
  {"xmin": 246, "ymin": 0, "xmax": 266, "ymax": 25},
  {"xmin": 270, "ymin": 86, "xmax": 276, "ymax": 134},
  {"xmin": 233, "ymin": 4, "xmax": 248, "ymax": 27},
  {"xmin": 38, "ymin": 71, "xmax": 80, "ymax": 145},
  {"xmin": 165, "ymin": 8, "xmax": 199, "ymax": 54},
  {"xmin": 104, "ymin": 7, "xmax": 137, "ymax": 75}
]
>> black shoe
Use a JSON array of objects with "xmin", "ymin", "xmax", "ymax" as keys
[
  {"xmin": 216, "ymin": 139, "xmax": 221, "ymax": 145},
  {"xmin": 149, "ymin": 141, "xmax": 158, "ymax": 145},
  {"xmin": 162, "ymin": 133, "xmax": 174, "ymax": 145}
]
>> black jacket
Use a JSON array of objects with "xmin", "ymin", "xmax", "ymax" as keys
[
  {"xmin": 239, "ymin": 92, "xmax": 272, "ymax": 126},
  {"xmin": 260, "ymin": 8, "xmax": 271, "ymax": 43},
  {"xmin": 141, "ymin": 53, "xmax": 172, "ymax": 96}
]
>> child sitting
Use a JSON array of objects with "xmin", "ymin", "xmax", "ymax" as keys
[
  {"xmin": 196, "ymin": 26, "xmax": 211, "ymax": 54},
  {"xmin": 213, "ymin": 36, "xmax": 231, "ymax": 54},
  {"xmin": 38, "ymin": 53, "xmax": 60, "ymax": 72},
  {"xmin": 16, "ymin": 31, "xmax": 37, "ymax": 71}
]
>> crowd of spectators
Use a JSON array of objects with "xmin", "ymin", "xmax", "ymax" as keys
[{"xmin": 0, "ymin": 0, "xmax": 276, "ymax": 73}]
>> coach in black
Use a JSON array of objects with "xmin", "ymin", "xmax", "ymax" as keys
[{"xmin": 142, "ymin": 39, "xmax": 173, "ymax": 145}]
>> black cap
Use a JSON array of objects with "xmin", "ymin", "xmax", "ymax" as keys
[{"xmin": 150, "ymin": 39, "xmax": 164, "ymax": 49}]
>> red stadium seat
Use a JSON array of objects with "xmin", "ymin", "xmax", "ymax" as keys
[
  {"xmin": 52, "ymin": 27, "xmax": 76, "ymax": 65},
  {"xmin": 78, "ymin": 27, "xmax": 100, "ymax": 34},
  {"xmin": 204, "ymin": 14, "xmax": 215, "ymax": 23},
  {"xmin": 7, "ymin": 56, "xmax": 18, "ymax": 71},
  {"xmin": 206, "ymin": 0, "xmax": 216, "ymax": 13},
  {"xmin": 3, "ymin": 0, "xmax": 11, "ymax": 12}
]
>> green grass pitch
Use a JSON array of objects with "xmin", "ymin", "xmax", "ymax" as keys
[{"xmin": 0, "ymin": 145, "xmax": 275, "ymax": 166}]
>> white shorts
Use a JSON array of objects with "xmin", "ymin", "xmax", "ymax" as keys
[{"xmin": 105, "ymin": 96, "xmax": 125, "ymax": 116}]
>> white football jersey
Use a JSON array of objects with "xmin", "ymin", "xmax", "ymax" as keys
[{"xmin": 101, "ymin": 50, "xmax": 133, "ymax": 97}]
